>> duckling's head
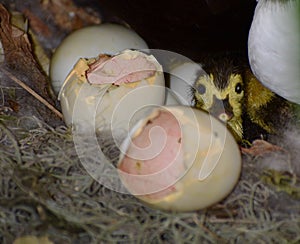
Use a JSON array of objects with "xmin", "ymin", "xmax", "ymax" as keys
[{"xmin": 192, "ymin": 54, "xmax": 245, "ymax": 141}]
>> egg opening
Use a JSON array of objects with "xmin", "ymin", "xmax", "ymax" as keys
[
  {"xmin": 118, "ymin": 108, "xmax": 186, "ymax": 200},
  {"xmin": 58, "ymin": 49, "xmax": 165, "ymax": 134},
  {"xmin": 86, "ymin": 51, "xmax": 157, "ymax": 85},
  {"xmin": 118, "ymin": 106, "xmax": 242, "ymax": 212}
]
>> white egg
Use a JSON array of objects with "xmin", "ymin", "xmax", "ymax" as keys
[
  {"xmin": 166, "ymin": 62, "xmax": 202, "ymax": 106},
  {"xmin": 50, "ymin": 23, "xmax": 148, "ymax": 94},
  {"xmin": 58, "ymin": 49, "xmax": 165, "ymax": 134},
  {"xmin": 248, "ymin": 0, "xmax": 300, "ymax": 104},
  {"xmin": 118, "ymin": 106, "xmax": 241, "ymax": 212}
]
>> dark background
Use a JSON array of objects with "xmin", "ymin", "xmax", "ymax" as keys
[{"xmin": 75, "ymin": 0, "xmax": 257, "ymax": 61}]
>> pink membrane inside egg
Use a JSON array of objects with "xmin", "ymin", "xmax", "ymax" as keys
[
  {"xmin": 118, "ymin": 110, "xmax": 186, "ymax": 200},
  {"xmin": 86, "ymin": 53, "xmax": 156, "ymax": 85}
]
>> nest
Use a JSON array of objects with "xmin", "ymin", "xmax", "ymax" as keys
[{"xmin": 0, "ymin": 1, "xmax": 299, "ymax": 243}]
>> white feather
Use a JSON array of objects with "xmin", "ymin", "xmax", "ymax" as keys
[{"xmin": 248, "ymin": 0, "xmax": 300, "ymax": 104}]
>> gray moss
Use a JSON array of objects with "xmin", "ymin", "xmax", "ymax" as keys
[{"xmin": 0, "ymin": 114, "xmax": 299, "ymax": 243}]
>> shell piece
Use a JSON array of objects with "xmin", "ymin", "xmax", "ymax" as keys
[
  {"xmin": 50, "ymin": 23, "xmax": 148, "ymax": 94},
  {"xmin": 86, "ymin": 50, "xmax": 157, "ymax": 85},
  {"xmin": 58, "ymin": 50, "xmax": 165, "ymax": 134},
  {"xmin": 118, "ymin": 106, "xmax": 242, "ymax": 212}
]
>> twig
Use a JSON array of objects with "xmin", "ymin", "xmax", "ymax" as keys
[
  {"xmin": 0, "ymin": 122, "xmax": 22, "ymax": 164},
  {"xmin": 0, "ymin": 67, "xmax": 63, "ymax": 119}
]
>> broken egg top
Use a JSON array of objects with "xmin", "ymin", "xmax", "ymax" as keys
[{"xmin": 86, "ymin": 51, "xmax": 157, "ymax": 85}]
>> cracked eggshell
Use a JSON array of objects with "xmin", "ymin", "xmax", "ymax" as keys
[
  {"xmin": 58, "ymin": 50, "xmax": 165, "ymax": 133},
  {"xmin": 118, "ymin": 106, "xmax": 241, "ymax": 212},
  {"xmin": 50, "ymin": 23, "xmax": 148, "ymax": 94}
]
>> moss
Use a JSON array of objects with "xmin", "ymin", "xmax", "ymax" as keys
[{"xmin": 0, "ymin": 115, "xmax": 300, "ymax": 243}]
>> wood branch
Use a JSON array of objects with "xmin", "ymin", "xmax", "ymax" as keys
[
  {"xmin": 0, "ymin": 4, "xmax": 62, "ymax": 123},
  {"xmin": 0, "ymin": 68, "xmax": 63, "ymax": 119},
  {"xmin": 0, "ymin": 4, "xmax": 54, "ymax": 101}
]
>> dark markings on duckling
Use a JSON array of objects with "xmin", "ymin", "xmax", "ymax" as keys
[{"xmin": 191, "ymin": 52, "xmax": 294, "ymax": 143}]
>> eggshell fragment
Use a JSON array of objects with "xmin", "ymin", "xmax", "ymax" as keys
[
  {"xmin": 58, "ymin": 50, "xmax": 165, "ymax": 133},
  {"xmin": 118, "ymin": 106, "xmax": 241, "ymax": 212},
  {"xmin": 50, "ymin": 23, "xmax": 148, "ymax": 94},
  {"xmin": 86, "ymin": 51, "xmax": 157, "ymax": 85}
]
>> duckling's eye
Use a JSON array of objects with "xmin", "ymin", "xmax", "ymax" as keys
[
  {"xmin": 196, "ymin": 84, "xmax": 206, "ymax": 95},
  {"xmin": 235, "ymin": 83, "xmax": 242, "ymax": 94}
]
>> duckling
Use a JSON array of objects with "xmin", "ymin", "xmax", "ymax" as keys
[
  {"xmin": 192, "ymin": 52, "xmax": 293, "ymax": 143},
  {"xmin": 248, "ymin": 0, "xmax": 300, "ymax": 104}
]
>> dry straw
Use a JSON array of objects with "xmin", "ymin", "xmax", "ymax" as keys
[{"xmin": 0, "ymin": 114, "xmax": 300, "ymax": 243}]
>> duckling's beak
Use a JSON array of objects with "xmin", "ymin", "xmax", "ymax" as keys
[{"xmin": 210, "ymin": 95, "xmax": 233, "ymax": 122}]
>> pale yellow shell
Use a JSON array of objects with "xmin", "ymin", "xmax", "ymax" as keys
[
  {"xmin": 58, "ymin": 50, "xmax": 165, "ymax": 134},
  {"xmin": 118, "ymin": 106, "xmax": 241, "ymax": 212}
]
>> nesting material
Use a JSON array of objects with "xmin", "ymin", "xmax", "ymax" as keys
[{"xmin": 1, "ymin": 115, "xmax": 300, "ymax": 243}]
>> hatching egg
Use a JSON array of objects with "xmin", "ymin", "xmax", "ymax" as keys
[
  {"xmin": 58, "ymin": 49, "xmax": 165, "ymax": 133},
  {"xmin": 50, "ymin": 23, "xmax": 148, "ymax": 94},
  {"xmin": 118, "ymin": 106, "xmax": 241, "ymax": 212}
]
